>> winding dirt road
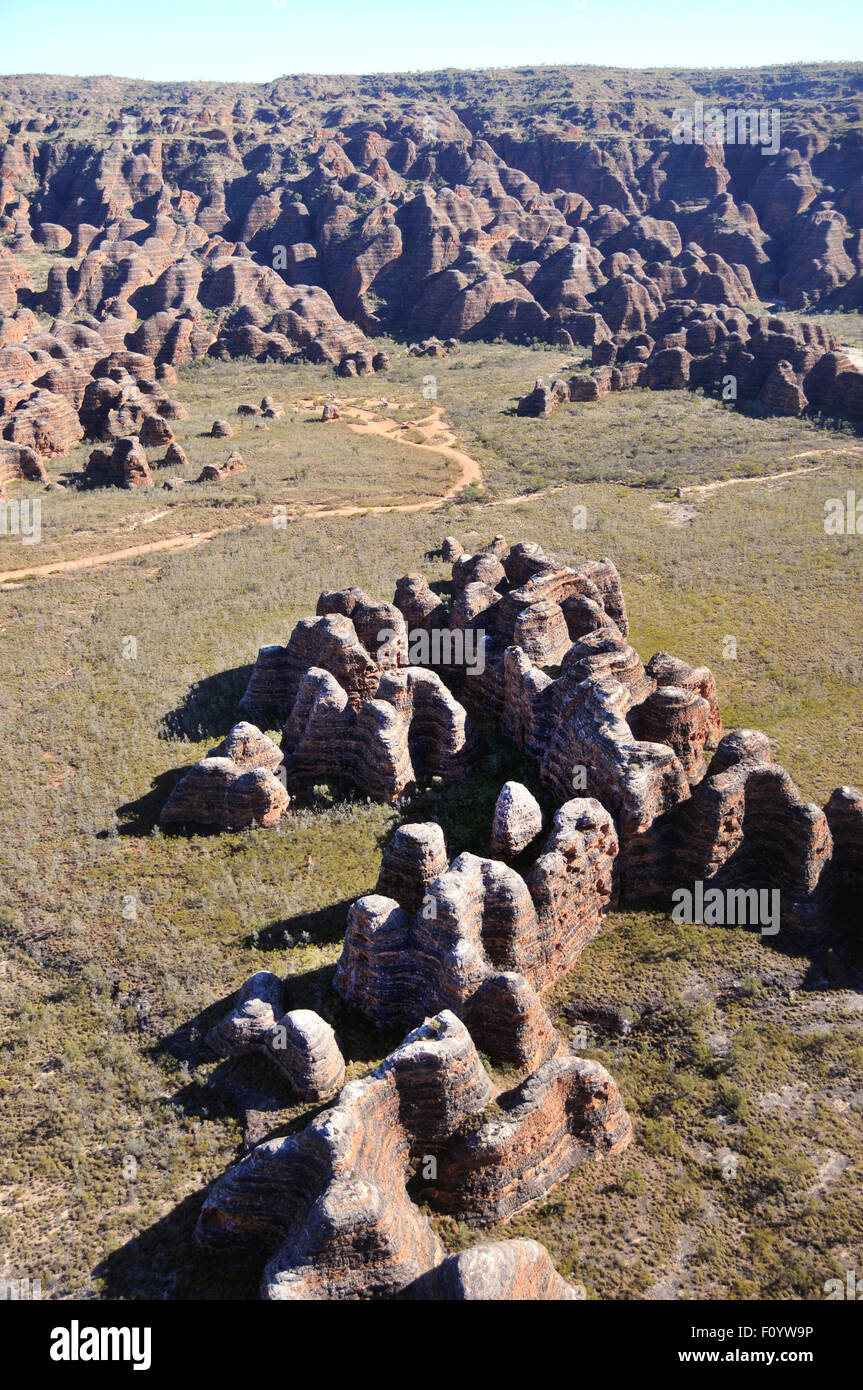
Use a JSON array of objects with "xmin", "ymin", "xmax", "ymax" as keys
[
  {"xmin": 0, "ymin": 397, "xmax": 483, "ymax": 584},
  {"xmin": 300, "ymin": 399, "xmax": 482, "ymax": 517},
  {"xmin": 5, "ymin": 399, "xmax": 861, "ymax": 584}
]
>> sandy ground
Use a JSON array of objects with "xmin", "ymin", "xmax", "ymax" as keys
[
  {"xmin": 298, "ymin": 398, "xmax": 482, "ymax": 517},
  {"xmin": 5, "ymin": 399, "xmax": 861, "ymax": 577},
  {"xmin": 0, "ymin": 396, "xmax": 484, "ymax": 584}
]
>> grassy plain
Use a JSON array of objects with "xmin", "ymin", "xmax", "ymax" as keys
[
  {"xmin": 1, "ymin": 343, "xmax": 862, "ymax": 1300},
  {"xmin": 8, "ymin": 338, "xmax": 862, "ymax": 574}
]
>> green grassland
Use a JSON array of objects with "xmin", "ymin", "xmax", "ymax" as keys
[
  {"xmin": 1, "ymin": 348, "xmax": 862, "ymax": 1300},
  {"xmin": 9, "ymin": 336, "xmax": 863, "ymax": 574}
]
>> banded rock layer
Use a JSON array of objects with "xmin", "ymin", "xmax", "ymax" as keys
[
  {"xmin": 3, "ymin": 67, "xmax": 863, "ymax": 488},
  {"xmin": 334, "ymin": 797, "xmax": 618, "ymax": 1068},
  {"xmin": 159, "ymin": 723, "xmax": 289, "ymax": 828},
  {"xmin": 205, "ymin": 971, "xmax": 345, "ymax": 1102},
  {"xmin": 196, "ymin": 1010, "xmax": 629, "ymax": 1298},
  {"xmin": 490, "ymin": 780, "xmax": 544, "ymax": 858},
  {"xmin": 0, "ymin": 439, "xmax": 49, "ymax": 494},
  {"xmin": 519, "ymin": 307, "xmax": 863, "ymax": 425},
  {"xmin": 281, "ymin": 664, "xmax": 476, "ymax": 803},
  {"xmin": 400, "ymin": 1238, "xmax": 581, "ymax": 1300},
  {"xmin": 165, "ymin": 538, "xmax": 861, "ymax": 928}
]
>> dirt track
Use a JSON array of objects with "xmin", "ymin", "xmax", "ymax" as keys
[
  {"xmin": 678, "ymin": 447, "xmax": 863, "ymax": 498},
  {"xmin": 0, "ymin": 397, "xmax": 483, "ymax": 584},
  {"xmin": 5, "ymin": 404, "xmax": 861, "ymax": 584},
  {"xmin": 300, "ymin": 399, "xmax": 482, "ymax": 517}
]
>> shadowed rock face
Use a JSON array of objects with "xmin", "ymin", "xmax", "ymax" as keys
[
  {"xmin": 0, "ymin": 439, "xmax": 49, "ymax": 494},
  {"xmin": 823, "ymin": 785, "xmax": 863, "ymax": 918},
  {"xmin": 204, "ymin": 972, "xmax": 345, "ymax": 1102},
  {"xmin": 334, "ymin": 797, "xmax": 618, "ymax": 1068},
  {"xmin": 159, "ymin": 758, "xmax": 290, "ymax": 829},
  {"xmin": 280, "ymin": 664, "xmax": 476, "ymax": 803},
  {"xmin": 195, "ymin": 1010, "xmax": 629, "ymax": 1299},
  {"xmin": 422, "ymin": 1052, "xmax": 632, "ymax": 1225},
  {"xmin": 159, "ymin": 723, "xmax": 289, "ymax": 828},
  {"xmin": 645, "ymin": 650, "xmax": 722, "ymax": 746},
  {"xmin": 399, "ymin": 1238, "xmax": 581, "ymax": 1299},
  {"xmin": 674, "ymin": 732, "xmax": 834, "ymax": 930},
  {"xmin": 630, "ymin": 685, "xmax": 713, "ymax": 777},
  {"xmin": 230, "ymin": 606, "xmax": 479, "ymax": 805}
]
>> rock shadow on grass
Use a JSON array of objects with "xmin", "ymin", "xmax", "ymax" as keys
[
  {"xmin": 161, "ymin": 663, "xmax": 255, "ymax": 742},
  {"xmin": 92, "ymin": 1189, "xmax": 262, "ymax": 1300}
]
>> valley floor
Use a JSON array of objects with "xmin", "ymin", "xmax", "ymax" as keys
[{"xmin": 1, "ymin": 346, "xmax": 862, "ymax": 1299}]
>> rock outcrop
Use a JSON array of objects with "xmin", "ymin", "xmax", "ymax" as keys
[
  {"xmin": 675, "ymin": 730, "xmax": 833, "ymax": 931},
  {"xmin": 196, "ymin": 1010, "xmax": 629, "ymax": 1298},
  {"xmin": 84, "ymin": 435, "xmax": 152, "ymax": 488},
  {"xmin": 3, "ymin": 70, "xmax": 863, "ymax": 462},
  {"xmin": 334, "ymin": 797, "xmax": 618, "ymax": 1068},
  {"xmin": 205, "ymin": 972, "xmax": 345, "ymax": 1101},
  {"xmin": 159, "ymin": 723, "xmax": 290, "ymax": 828},
  {"xmin": 420, "ymin": 1050, "xmax": 632, "ymax": 1224},
  {"xmin": 174, "ymin": 533, "xmax": 856, "ymax": 931},
  {"xmin": 162, "ymin": 533, "xmax": 857, "ymax": 936},
  {"xmin": 280, "ymin": 664, "xmax": 476, "ymax": 802},
  {"xmin": 519, "ymin": 306, "xmax": 863, "ymax": 425},
  {"xmin": 490, "ymin": 780, "xmax": 543, "ymax": 857},
  {"xmin": 196, "ymin": 449, "xmax": 246, "ymax": 482},
  {"xmin": 2, "ymin": 386, "xmax": 84, "ymax": 456},
  {"xmin": 237, "ymin": 594, "xmax": 478, "ymax": 803},
  {"xmin": 823, "ymin": 785, "xmax": 863, "ymax": 918},
  {"xmin": 400, "ymin": 1238, "xmax": 582, "ymax": 1299},
  {"xmin": 0, "ymin": 439, "xmax": 50, "ymax": 493}
]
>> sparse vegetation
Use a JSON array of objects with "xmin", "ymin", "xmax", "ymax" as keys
[{"xmin": 2, "ymin": 347, "xmax": 862, "ymax": 1298}]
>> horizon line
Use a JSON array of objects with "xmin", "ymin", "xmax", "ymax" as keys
[{"xmin": 2, "ymin": 58, "xmax": 862, "ymax": 85}]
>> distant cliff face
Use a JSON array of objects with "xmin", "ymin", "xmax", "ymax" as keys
[{"xmin": 0, "ymin": 64, "xmax": 861, "ymax": 467}]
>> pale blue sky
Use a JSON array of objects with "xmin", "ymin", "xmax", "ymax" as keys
[{"xmin": 2, "ymin": 0, "xmax": 861, "ymax": 81}]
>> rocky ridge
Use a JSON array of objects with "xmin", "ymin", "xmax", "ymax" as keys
[
  {"xmin": 196, "ymin": 1010, "xmax": 629, "ymax": 1298},
  {"xmin": 518, "ymin": 305, "xmax": 863, "ymax": 422},
  {"xmin": 3, "ymin": 65, "xmax": 863, "ymax": 482},
  {"xmin": 203, "ymin": 538, "xmax": 863, "ymax": 935}
]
